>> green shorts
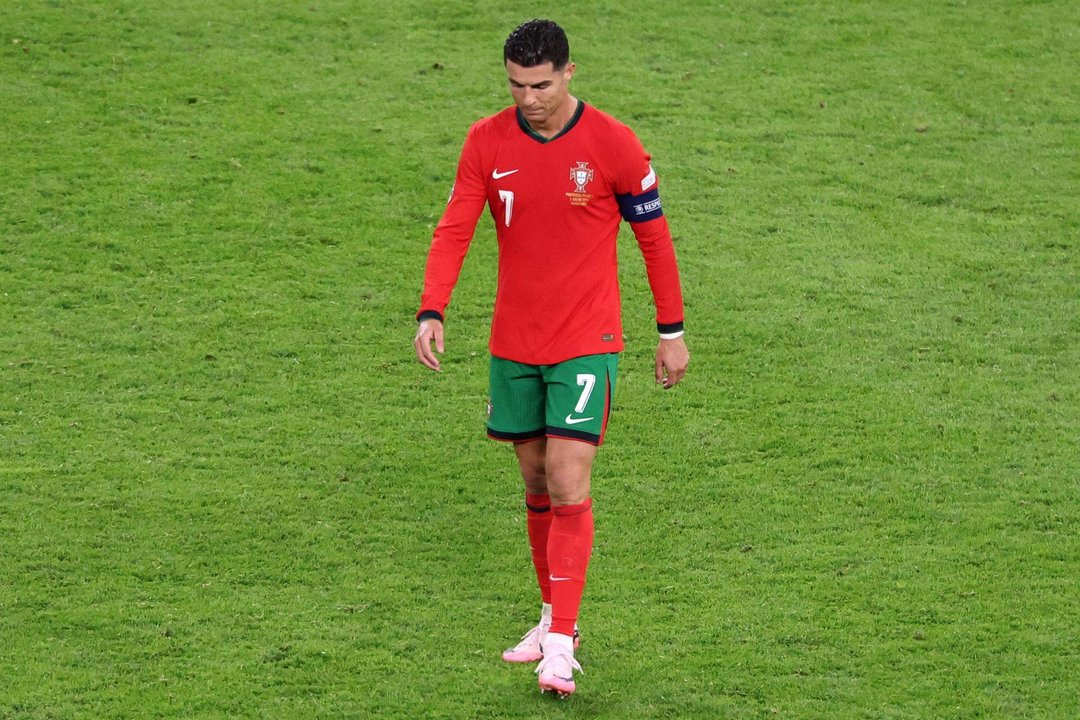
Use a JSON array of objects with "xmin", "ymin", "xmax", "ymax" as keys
[{"xmin": 487, "ymin": 354, "xmax": 619, "ymax": 446}]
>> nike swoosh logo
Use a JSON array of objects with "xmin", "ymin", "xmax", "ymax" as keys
[
  {"xmin": 492, "ymin": 168, "xmax": 519, "ymax": 179},
  {"xmin": 549, "ymin": 575, "xmax": 572, "ymax": 582},
  {"xmin": 564, "ymin": 415, "xmax": 594, "ymax": 425}
]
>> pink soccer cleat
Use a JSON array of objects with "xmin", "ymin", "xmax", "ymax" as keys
[
  {"xmin": 502, "ymin": 621, "xmax": 548, "ymax": 663},
  {"xmin": 502, "ymin": 622, "xmax": 580, "ymax": 663},
  {"xmin": 536, "ymin": 635, "xmax": 582, "ymax": 697}
]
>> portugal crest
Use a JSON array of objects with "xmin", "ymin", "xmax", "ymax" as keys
[
  {"xmin": 566, "ymin": 161, "xmax": 595, "ymax": 206},
  {"xmin": 571, "ymin": 161, "xmax": 594, "ymax": 193}
]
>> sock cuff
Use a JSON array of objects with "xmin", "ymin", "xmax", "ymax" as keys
[
  {"xmin": 525, "ymin": 493, "xmax": 551, "ymax": 513},
  {"xmin": 552, "ymin": 497, "xmax": 592, "ymax": 517}
]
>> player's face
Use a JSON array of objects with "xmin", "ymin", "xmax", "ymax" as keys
[{"xmin": 505, "ymin": 60, "xmax": 576, "ymax": 132}]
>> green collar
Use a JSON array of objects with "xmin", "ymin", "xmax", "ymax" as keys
[{"xmin": 516, "ymin": 100, "xmax": 585, "ymax": 144}]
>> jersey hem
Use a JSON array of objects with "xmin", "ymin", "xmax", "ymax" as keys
[{"xmin": 490, "ymin": 346, "xmax": 623, "ymax": 366}]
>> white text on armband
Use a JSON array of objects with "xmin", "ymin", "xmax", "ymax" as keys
[{"xmin": 617, "ymin": 187, "xmax": 664, "ymax": 222}]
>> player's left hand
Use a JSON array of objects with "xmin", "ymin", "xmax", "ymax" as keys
[
  {"xmin": 414, "ymin": 318, "xmax": 445, "ymax": 372},
  {"xmin": 655, "ymin": 336, "xmax": 689, "ymax": 389}
]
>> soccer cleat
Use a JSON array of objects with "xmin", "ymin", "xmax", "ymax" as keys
[
  {"xmin": 536, "ymin": 638, "xmax": 582, "ymax": 697},
  {"xmin": 502, "ymin": 621, "xmax": 548, "ymax": 663},
  {"xmin": 502, "ymin": 623, "xmax": 580, "ymax": 663}
]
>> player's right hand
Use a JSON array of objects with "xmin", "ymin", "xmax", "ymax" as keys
[{"xmin": 414, "ymin": 319, "xmax": 445, "ymax": 371}]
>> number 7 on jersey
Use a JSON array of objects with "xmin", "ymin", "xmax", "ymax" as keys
[
  {"xmin": 498, "ymin": 190, "xmax": 514, "ymax": 227},
  {"xmin": 575, "ymin": 373, "xmax": 596, "ymax": 413}
]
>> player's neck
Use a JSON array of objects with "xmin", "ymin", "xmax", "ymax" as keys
[{"xmin": 528, "ymin": 96, "xmax": 579, "ymax": 139}]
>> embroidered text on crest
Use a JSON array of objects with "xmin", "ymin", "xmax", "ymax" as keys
[{"xmin": 566, "ymin": 161, "xmax": 595, "ymax": 206}]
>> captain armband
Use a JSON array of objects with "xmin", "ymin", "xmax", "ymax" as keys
[{"xmin": 616, "ymin": 187, "xmax": 664, "ymax": 223}]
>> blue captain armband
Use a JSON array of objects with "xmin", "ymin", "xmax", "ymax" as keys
[{"xmin": 616, "ymin": 187, "xmax": 664, "ymax": 223}]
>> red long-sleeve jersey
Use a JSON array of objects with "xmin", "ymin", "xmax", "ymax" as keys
[{"xmin": 418, "ymin": 101, "xmax": 684, "ymax": 365}]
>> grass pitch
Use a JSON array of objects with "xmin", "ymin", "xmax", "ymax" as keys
[{"xmin": 2, "ymin": 1, "xmax": 1077, "ymax": 718}]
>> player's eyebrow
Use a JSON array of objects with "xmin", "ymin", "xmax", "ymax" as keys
[{"xmin": 509, "ymin": 79, "xmax": 552, "ymax": 89}]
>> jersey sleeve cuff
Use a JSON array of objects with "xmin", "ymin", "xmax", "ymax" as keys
[
  {"xmin": 417, "ymin": 309, "xmax": 444, "ymax": 323},
  {"xmin": 658, "ymin": 320, "xmax": 684, "ymax": 339}
]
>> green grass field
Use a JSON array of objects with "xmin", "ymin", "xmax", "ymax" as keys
[{"xmin": 2, "ymin": 1, "xmax": 1077, "ymax": 718}]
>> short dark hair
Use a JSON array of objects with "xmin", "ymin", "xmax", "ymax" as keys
[{"xmin": 503, "ymin": 19, "xmax": 570, "ymax": 69}]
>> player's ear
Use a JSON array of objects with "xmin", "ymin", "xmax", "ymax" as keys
[{"xmin": 563, "ymin": 62, "xmax": 576, "ymax": 82}]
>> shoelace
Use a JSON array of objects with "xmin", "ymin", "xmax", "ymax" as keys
[
  {"xmin": 510, "ymin": 622, "xmax": 548, "ymax": 651},
  {"xmin": 536, "ymin": 649, "xmax": 583, "ymax": 679}
]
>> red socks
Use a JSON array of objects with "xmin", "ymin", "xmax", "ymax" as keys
[
  {"xmin": 523, "ymin": 494, "xmax": 594, "ymax": 636},
  {"xmin": 547, "ymin": 498, "xmax": 594, "ymax": 637},
  {"xmin": 525, "ymin": 493, "xmax": 553, "ymax": 604}
]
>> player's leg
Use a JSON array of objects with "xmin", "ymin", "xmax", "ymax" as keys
[
  {"xmin": 487, "ymin": 357, "xmax": 553, "ymax": 663},
  {"xmin": 515, "ymin": 438, "xmax": 552, "ymax": 607},
  {"xmin": 536, "ymin": 354, "xmax": 617, "ymax": 695},
  {"xmin": 501, "ymin": 438, "xmax": 554, "ymax": 662},
  {"xmin": 544, "ymin": 438, "xmax": 595, "ymax": 505},
  {"xmin": 537, "ymin": 438, "xmax": 596, "ymax": 695}
]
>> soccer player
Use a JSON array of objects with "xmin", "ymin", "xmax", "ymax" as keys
[{"xmin": 413, "ymin": 19, "xmax": 689, "ymax": 697}]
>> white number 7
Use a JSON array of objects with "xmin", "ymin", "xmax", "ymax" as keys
[
  {"xmin": 575, "ymin": 373, "xmax": 596, "ymax": 413},
  {"xmin": 498, "ymin": 190, "xmax": 514, "ymax": 227}
]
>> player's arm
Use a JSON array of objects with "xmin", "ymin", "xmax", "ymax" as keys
[
  {"xmin": 630, "ymin": 213, "xmax": 689, "ymax": 389},
  {"xmin": 615, "ymin": 151, "xmax": 689, "ymax": 388},
  {"xmin": 414, "ymin": 127, "xmax": 487, "ymax": 371}
]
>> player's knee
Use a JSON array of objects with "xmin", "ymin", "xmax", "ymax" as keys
[
  {"xmin": 549, "ymin": 485, "xmax": 590, "ymax": 507},
  {"xmin": 521, "ymin": 466, "xmax": 547, "ymax": 494},
  {"xmin": 545, "ymin": 469, "xmax": 590, "ymax": 506},
  {"xmin": 516, "ymin": 456, "xmax": 547, "ymax": 492}
]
